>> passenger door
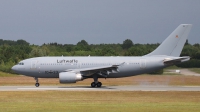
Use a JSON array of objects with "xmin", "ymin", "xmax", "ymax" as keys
[
  {"xmin": 31, "ymin": 60, "xmax": 37, "ymax": 69},
  {"xmin": 140, "ymin": 59, "xmax": 146, "ymax": 69}
]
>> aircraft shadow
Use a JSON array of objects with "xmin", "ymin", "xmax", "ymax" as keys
[{"xmin": 58, "ymin": 86, "xmax": 115, "ymax": 89}]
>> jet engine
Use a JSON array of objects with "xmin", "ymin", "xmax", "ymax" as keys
[{"xmin": 59, "ymin": 72, "xmax": 83, "ymax": 83}]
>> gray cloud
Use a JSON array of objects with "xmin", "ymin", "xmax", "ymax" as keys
[{"xmin": 0, "ymin": 0, "xmax": 199, "ymax": 45}]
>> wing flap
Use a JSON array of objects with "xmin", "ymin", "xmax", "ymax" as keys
[
  {"xmin": 65, "ymin": 65, "xmax": 117, "ymax": 72},
  {"xmin": 64, "ymin": 62, "xmax": 124, "ymax": 77}
]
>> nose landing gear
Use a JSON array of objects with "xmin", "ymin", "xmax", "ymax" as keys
[{"xmin": 34, "ymin": 77, "xmax": 40, "ymax": 87}]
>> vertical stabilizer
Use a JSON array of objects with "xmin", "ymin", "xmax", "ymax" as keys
[{"xmin": 145, "ymin": 24, "xmax": 192, "ymax": 57}]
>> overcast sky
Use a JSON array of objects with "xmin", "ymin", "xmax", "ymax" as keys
[{"xmin": 0, "ymin": 0, "xmax": 199, "ymax": 45}]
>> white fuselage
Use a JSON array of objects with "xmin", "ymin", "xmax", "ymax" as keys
[{"xmin": 12, "ymin": 56, "xmax": 169, "ymax": 78}]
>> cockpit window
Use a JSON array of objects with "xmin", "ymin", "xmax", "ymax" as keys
[{"xmin": 18, "ymin": 62, "xmax": 24, "ymax": 65}]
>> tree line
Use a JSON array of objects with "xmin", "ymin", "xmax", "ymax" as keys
[{"xmin": 0, "ymin": 39, "xmax": 199, "ymax": 73}]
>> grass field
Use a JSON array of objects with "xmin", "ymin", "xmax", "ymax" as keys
[
  {"xmin": 0, "ymin": 71, "xmax": 17, "ymax": 77},
  {"xmin": 1, "ymin": 71, "xmax": 200, "ymax": 112},
  {"xmin": 0, "ymin": 91, "xmax": 200, "ymax": 112},
  {"xmin": 189, "ymin": 68, "xmax": 200, "ymax": 74}
]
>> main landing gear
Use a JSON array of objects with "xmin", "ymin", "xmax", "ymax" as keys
[
  {"xmin": 91, "ymin": 74, "xmax": 102, "ymax": 87},
  {"xmin": 91, "ymin": 82, "xmax": 102, "ymax": 87},
  {"xmin": 34, "ymin": 77, "xmax": 40, "ymax": 87}
]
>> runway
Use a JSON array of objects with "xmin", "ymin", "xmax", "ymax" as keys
[{"xmin": 1, "ymin": 85, "xmax": 200, "ymax": 91}]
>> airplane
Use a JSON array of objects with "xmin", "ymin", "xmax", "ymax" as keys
[{"xmin": 11, "ymin": 24, "xmax": 192, "ymax": 87}]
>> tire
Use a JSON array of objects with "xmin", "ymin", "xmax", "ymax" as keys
[
  {"xmin": 35, "ymin": 83, "xmax": 40, "ymax": 87},
  {"xmin": 91, "ymin": 82, "xmax": 96, "ymax": 87},
  {"xmin": 97, "ymin": 82, "xmax": 102, "ymax": 87}
]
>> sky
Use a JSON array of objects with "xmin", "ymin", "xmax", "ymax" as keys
[{"xmin": 0, "ymin": 0, "xmax": 199, "ymax": 45}]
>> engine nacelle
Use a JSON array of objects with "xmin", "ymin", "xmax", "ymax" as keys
[{"xmin": 59, "ymin": 72, "xmax": 83, "ymax": 83}]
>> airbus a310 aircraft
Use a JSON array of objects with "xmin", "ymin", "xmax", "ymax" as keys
[{"xmin": 12, "ymin": 24, "xmax": 192, "ymax": 87}]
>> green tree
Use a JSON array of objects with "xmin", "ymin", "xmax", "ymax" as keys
[
  {"xmin": 77, "ymin": 40, "xmax": 88, "ymax": 46},
  {"xmin": 16, "ymin": 39, "xmax": 29, "ymax": 45},
  {"xmin": 122, "ymin": 39, "xmax": 133, "ymax": 49},
  {"xmin": 29, "ymin": 47, "xmax": 47, "ymax": 57},
  {"xmin": 76, "ymin": 40, "xmax": 90, "ymax": 51},
  {"xmin": 184, "ymin": 39, "xmax": 190, "ymax": 46}
]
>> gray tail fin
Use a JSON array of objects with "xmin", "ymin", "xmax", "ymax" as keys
[{"xmin": 145, "ymin": 24, "xmax": 192, "ymax": 57}]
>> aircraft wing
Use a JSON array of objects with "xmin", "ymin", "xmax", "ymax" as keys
[
  {"xmin": 163, "ymin": 56, "xmax": 190, "ymax": 64},
  {"xmin": 64, "ymin": 62, "xmax": 125, "ymax": 77}
]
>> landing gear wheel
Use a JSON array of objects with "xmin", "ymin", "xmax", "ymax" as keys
[
  {"xmin": 35, "ymin": 83, "xmax": 40, "ymax": 87},
  {"xmin": 97, "ymin": 82, "xmax": 102, "ymax": 87},
  {"xmin": 92, "ymin": 75, "xmax": 102, "ymax": 88},
  {"xmin": 34, "ymin": 77, "xmax": 40, "ymax": 87},
  {"xmin": 91, "ymin": 82, "xmax": 96, "ymax": 87}
]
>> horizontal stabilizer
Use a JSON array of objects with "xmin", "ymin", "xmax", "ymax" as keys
[{"xmin": 163, "ymin": 56, "xmax": 190, "ymax": 65}]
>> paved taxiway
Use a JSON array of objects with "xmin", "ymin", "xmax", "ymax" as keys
[{"xmin": 1, "ymin": 85, "xmax": 200, "ymax": 91}]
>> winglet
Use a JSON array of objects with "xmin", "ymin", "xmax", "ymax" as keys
[
  {"xmin": 145, "ymin": 24, "xmax": 192, "ymax": 57},
  {"xmin": 112, "ymin": 62, "xmax": 125, "ymax": 67}
]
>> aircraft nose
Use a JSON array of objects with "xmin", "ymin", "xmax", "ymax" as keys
[{"xmin": 11, "ymin": 65, "xmax": 18, "ymax": 72}]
